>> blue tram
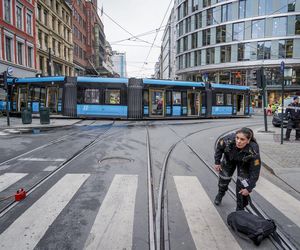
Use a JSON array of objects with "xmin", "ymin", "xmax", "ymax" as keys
[{"xmin": 0, "ymin": 76, "xmax": 251, "ymax": 119}]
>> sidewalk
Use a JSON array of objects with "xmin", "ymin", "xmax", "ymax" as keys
[
  {"xmin": 255, "ymin": 126, "xmax": 300, "ymax": 193},
  {"xmin": 0, "ymin": 116, "xmax": 81, "ymax": 131}
]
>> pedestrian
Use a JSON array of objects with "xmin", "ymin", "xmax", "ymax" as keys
[
  {"xmin": 214, "ymin": 127, "xmax": 261, "ymax": 211},
  {"xmin": 284, "ymin": 96, "xmax": 300, "ymax": 141}
]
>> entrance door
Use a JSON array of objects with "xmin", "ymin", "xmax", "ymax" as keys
[
  {"xmin": 150, "ymin": 89, "xmax": 164, "ymax": 117},
  {"xmin": 236, "ymin": 95, "xmax": 245, "ymax": 115},
  {"xmin": 187, "ymin": 91, "xmax": 200, "ymax": 116},
  {"xmin": 47, "ymin": 87, "xmax": 58, "ymax": 113}
]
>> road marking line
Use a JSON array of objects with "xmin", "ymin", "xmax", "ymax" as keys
[
  {"xmin": 256, "ymin": 177, "xmax": 300, "ymax": 227},
  {"xmin": 18, "ymin": 158, "xmax": 66, "ymax": 162},
  {"xmin": 84, "ymin": 174, "xmax": 138, "ymax": 250},
  {"xmin": 0, "ymin": 173, "xmax": 28, "ymax": 192},
  {"xmin": 43, "ymin": 166, "xmax": 58, "ymax": 171},
  {"xmin": 174, "ymin": 176, "xmax": 241, "ymax": 250},
  {"xmin": 0, "ymin": 173, "xmax": 90, "ymax": 250}
]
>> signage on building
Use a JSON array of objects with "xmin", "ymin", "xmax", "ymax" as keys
[{"xmin": 7, "ymin": 66, "xmax": 13, "ymax": 76}]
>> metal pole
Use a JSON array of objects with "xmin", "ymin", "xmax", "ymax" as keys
[
  {"xmin": 280, "ymin": 70, "xmax": 285, "ymax": 144},
  {"xmin": 261, "ymin": 68, "xmax": 268, "ymax": 132},
  {"xmin": 4, "ymin": 71, "xmax": 10, "ymax": 126}
]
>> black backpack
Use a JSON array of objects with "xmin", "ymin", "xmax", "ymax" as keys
[{"xmin": 227, "ymin": 210, "xmax": 276, "ymax": 246}]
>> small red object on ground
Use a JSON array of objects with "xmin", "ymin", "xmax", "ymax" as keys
[{"xmin": 15, "ymin": 188, "xmax": 27, "ymax": 201}]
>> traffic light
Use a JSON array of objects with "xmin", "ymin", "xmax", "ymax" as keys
[
  {"xmin": 256, "ymin": 68, "xmax": 265, "ymax": 88},
  {"xmin": 0, "ymin": 71, "xmax": 8, "ymax": 90}
]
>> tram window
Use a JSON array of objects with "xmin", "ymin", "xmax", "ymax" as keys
[
  {"xmin": 216, "ymin": 93, "xmax": 224, "ymax": 105},
  {"xmin": 77, "ymin": 88, "xmax": 85, "ymax": 104},
  {"xmin": 143, "ymin": 90, "xmax": 149, "ymax": 105},
  {"xmin": 84, "ymin": 89, "xmax": 100, "ymax": 104},
  {"xmin": 226, "ymin": 94, "xmax": 232, "ymax": 105},
  {"xmin": 173, "ymin": 92, "xmax": 181, "ymax": 105},
  {"xmin": 31, "ymin": 87, "xmax": 40, "ymax": 101},
  {"xmin": 166, "ymin": 91, "xmax": 172, "ymax": 105},
  {"xmin": 0, "ymin": 88, "xmax": 5, "ymax": 100},
  {"xmin": 40, "ymin": 88, "xmax": 46, "ymax": 107},
  {"xmin": 105, "ymin": 89, "xmax": 120, "ymax": 104}
]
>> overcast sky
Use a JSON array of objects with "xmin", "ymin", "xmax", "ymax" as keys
[{"xmin": 98, "ymin": 0, "xmax": 173, "ymax": 78}]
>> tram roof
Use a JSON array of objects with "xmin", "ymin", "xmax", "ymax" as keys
[
  {"xmin": 77, "ymin": 77, "xmax": 128, "ymax": 84},
  {"xmin": 211, "ymin": 83, "xmax": 250, "ymax": 90},
  {"xmin": 12, "ymin": 76, "xmax": 65, "ymax": 83},
  {"xmin": 143, "ymin": 78, "xmax": 205, "ymax": 87}
]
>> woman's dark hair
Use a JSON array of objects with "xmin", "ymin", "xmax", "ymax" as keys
[{"xmin": 236, "ymin": 127, "xmax": 257, "ymax": 143}]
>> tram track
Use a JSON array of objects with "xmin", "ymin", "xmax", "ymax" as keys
[
  {"xmin": 149, "ymin": 121, "xmax": 296, "ymax": 250},
  {"xmin": 0, "ymin": 121, "xmax": 115, "ymax": 218}
]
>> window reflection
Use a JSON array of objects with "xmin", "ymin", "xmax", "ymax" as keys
[
  {"xmin": 272, "ymin": 17, "xmax": 287, "ymax": 37},
  {"xmin": 252, "ymin": 19, "xmax": 265, "ymax": 39}
]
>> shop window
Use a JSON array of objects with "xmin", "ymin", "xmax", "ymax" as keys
[
  {"xmin": 105, "ymin": 89, "xmax": 120, "ymax": 104},
  {"xmin": 216, "ymin": 94, "xmax": 224, "ymax": 105},
  {"xmin": 173, "ymin": 92, "xmax": 181, "ymax": 105},
  {"xmin": 143, "ymin": 90, "xmax": 149, "ymax": 105},
  {"xmin": 84, "ymin": 89, "xmax": 100, "ymax": 104}
]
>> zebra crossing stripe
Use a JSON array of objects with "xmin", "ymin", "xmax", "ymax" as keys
[
  {"xmin": 18, "ymin": 158, "xmax": 66, "ymax": 162},
  {"xmin": 0, "ymin": 173, "xmax": 28, "ymax": 193},
  {"xmin": 174, "ymin": 176, "xmax": 241, "ymax": 250},
  {"xmin": 84, "ymin": 174, "xmax": 138, "ymax": 250},
  {"xmin": 0, "ymin": 174, "xmax": 90, "ymax": 250},
  {"xmin": 256, "ymin": 177, "xmax": 300, "ymax": 227}
]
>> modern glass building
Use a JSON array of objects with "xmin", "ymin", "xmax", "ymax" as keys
[{"xmin": 175, "ymin": 0, "xmax": 300, "ymax": 106}]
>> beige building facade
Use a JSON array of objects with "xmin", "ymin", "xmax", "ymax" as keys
[{"xmin": 36, "ymin": 0, "xmax": 73, "ymax": 76}]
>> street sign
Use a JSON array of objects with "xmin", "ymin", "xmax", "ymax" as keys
[
  {"xmin": 7, "ymin": 66, "xmax": 13, "ymax": 76},
  {"xmin": 280, "ymin": 61, "xmax": 285, "ymax": 74}
]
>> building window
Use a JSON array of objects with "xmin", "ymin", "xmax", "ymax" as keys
[
  {"xmin": 183, "ymin": 36, "xmax": 188, "ymax": 51},
  {"xmin": 26, "ymin": 12, "xmax": 32, "ymax": 35},
  {"xmin": 207, "ymin": 8, "xmax": 214, "ymax": 26},
  {"xmin": 221, "ymin": 3, "xmax": 232, "ymax": 22},
  {"xmin": 202, "ymin": 29, "xmax": 211, "ymax": 46},
  {"xmin": 178, "ymin": 21, "xmax": 183, "ymax": 36},
  {"xmin": 238, "ymin": 43, "xmax": 251, "ymax": 61},
  {"xmin": 16, "ymin": 5, "xmax": 23, "ymax": 30},
  {"xmin": 288, "ymin": 0, "xmax": 296, "ymax": 12},
  {"xmin": 206, "ymin": 48, "xmax": 215, "ymax": 64},
  {"xmin": 192, "ymin": 0, "xmax": 198, "ymax": 12},
  {"xmin": 203, "ymin": 0, "xmax": 211, "ymax": 8},
  {"xmin": 194, "ymin": 50, "xmax": 201, "ymax": 66},
  {"xmin": 44, "ymin": 10, "xmax": 48, "ymax": 26},
  {"xmin": 185, "ymin": 53, "xmax": 191, "ymax": 68},
  {"xmin": 37, "ymin": 5, "xmax": 41, "ymax": 21},
  {"xmin": 252, "ymin": 19, "xmax": 265, "ymax": 39},
  {"xmin": 221, "ymin": 45, "xmax": 231, "ymax": 63},
  {"xmin": 226, "ymin": 94, "xmax": 232, "ymax": 105},
  {"xmin": 216, "ymin": 25, "xmax": 226, "ymax": 43},
  {"xmin": 195, "ymin": 12, "xmax": 202, "ymax": 29},
  {"xmin": 5, "ymin": 36, "xmax": 13, "ymax": 62},
  {"xmin": 4, "ymin": 0, "xmax": 12, "ymax": 23},
  {"xmin": 44, "ymin": 34, "xmax": 48, "ymax": 50},
  {"xmin": 272, "ymin": 17, "xmax": 287, "ymax": 37},
  {"xmin": 191, "ymin": 33, "xmax": 198, "ymax": 49},
  {"xmin": 105, "ymin": 89, "xmax": 120, "ymax": 104},
  {"xmin": 39, "ymin": 56, "xmax": 44, "ymax": 72},
  {"xmin": 84, "ymin": 89, "xmax": 100, "ymax": 104},
  {"xmin": 286, "ymin": 39, "xmax": 293, "ymax": 58},
  {"xmin": 257, "ymin": 42, "xmax": 271, "ymax": 60},
  {"xmin": 295, "ymin": 15, "xmax": 300, "ymax": 34},
  {"xmin": 186, "ymin": 17, "xmax": 191, "ymax": 33},
  {"xmin": 239, "ymin": 0, "xmax": 246, "ymax": 19},
  {"xmin": 233, "ymin": 22, "xmax": 244, "ymax": 41},
  {"xmin": 17, "ymin": 42, "xmax": 24, "ymax": 65},
  {"xmin": 183, "ymin": 1, "xmax": 188, "ymax": 17},
  {"xmin": 27, "ymin": 46, "xmax": 33, "ymax": 67}
]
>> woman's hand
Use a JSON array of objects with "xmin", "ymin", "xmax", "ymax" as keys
[
  {"xmin": 239, "ymin": 189, "xmax": 250, "ymax": 196},
  {"xmin": 214, "ymin": 164, "xmax": 222, "ymax": 172}
]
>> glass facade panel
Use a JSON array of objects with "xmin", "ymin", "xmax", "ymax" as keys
[
  {"xmin": 252, "ymin": 19, "xmax": 265, "ymax": 39},
  {"xmin": 295, "ymin": 15, "xmax": 300, "ymax": 34},
  {"xmin": 202, "ymin": 29, "xmax": 211, "ymax": 46},
  {"xmin": 238, "ymin": 43, "xmax": 251, "ymax": 61},
  {"xmin": 192, "ymin": 33, "xmax": 198, "ymax": 49},
  {"xmin": 221, "ymin": 45, "xmax": 231, "ymax": 63},
  {"xmin": 272, "ymin": 17, "xmax": 287, "ymax": 37},
  {"xmin": 206, "ymin": 48, "xmax": 215, "ymax": 64},
  {"xmin": 203, "ymin": 0, "xmax": 211, "ymax": 8},
  {"xmin": 278, "ymin": 40, "xmax": 286, "ymax": 58},
  {"xmin": 239, "ymin": 0, "xmax": 246, "ymax": 19},
  {"xmin": 245, "ymin": 0, "xmax": 254, "ymax": 18},
  {"xmin": 186, "ymin": 17, "xmax": 191, "ymax": 33},
  {"xmin": 288, "ymin": 0, "xmax": 296, "ymax": 12},
  {"xmin": 207, "ymin": 8, "xmax": 214, "ymax": 26},
  {"xmin": 233, "ymin": 22, "xmax": 244, "ymax": 41},
  {"xmin": 258, "ymin": 0, "xmax": 266, "ymax": 15},
  {"xmin": 216, "ymin": 25, "xmax": 226, "ymax": 43},
  {"xmin": 195, "ymin": 13, "xmax": 202, "ymax": 29},
  {"xmin": 194, "ymin": 50, "xmax": 201, "ymax": 66},
  {"xmin": 264, "ymin": 41, "xmax": 271, "ymax": 59},
  {"xmin": 286, "ymin": 39, "xmax": 293, "ymax": 58}
]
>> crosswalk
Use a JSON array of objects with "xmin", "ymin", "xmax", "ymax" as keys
[{"xmin": 0, "ymin": 172, "xmax": 299, "ymax": 250}]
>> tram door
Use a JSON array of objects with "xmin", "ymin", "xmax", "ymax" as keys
[
  {"xmin": 46, "ymin": 87, "xmax": 58, "ymax": 113},
  {"xmin": 187, "ymin": 91, "xmax": 200, "ymax": 116},
  {"xmin": 236, "ymin": 94, "xmax": 245, "ymax": 115},
  {"xmin": 150, "ymin": 89, "xmax": 164, "ymax": 117},
  {"xmin": 18, "ymin": 87, "xmax": 28, "ymax": 111}
]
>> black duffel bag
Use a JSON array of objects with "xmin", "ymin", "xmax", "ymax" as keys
[{"xmin": 227, "ymin": 210, "xmax": 276, "ymax": 246}]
